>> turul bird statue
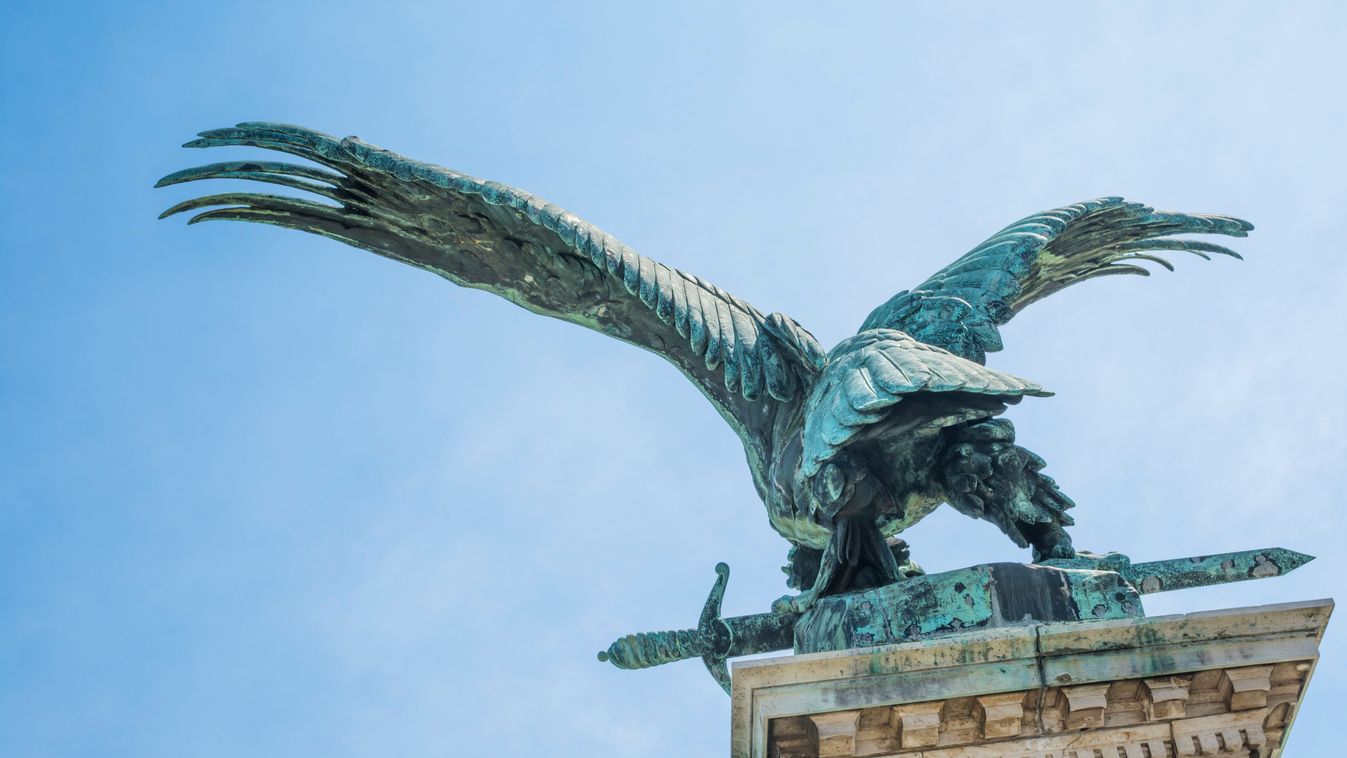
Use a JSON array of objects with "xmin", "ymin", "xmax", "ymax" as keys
[{"xmin": 158, "ymin": 123, "xmax": 1252, "ymax": 615}]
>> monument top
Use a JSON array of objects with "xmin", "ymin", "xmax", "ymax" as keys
[{"xmin": 732, "ymin": 599, "xmax": 1332, "ymax": 758}]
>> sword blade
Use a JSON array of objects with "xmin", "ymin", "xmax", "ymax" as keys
[{"xmin": 1123, "ymin": 547, "xmax": 1315, "ymax": 594}]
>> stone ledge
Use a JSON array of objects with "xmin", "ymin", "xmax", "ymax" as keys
[{"xmin": 730, "ymin": 599, "xmax": 1331, "ymax": 758}]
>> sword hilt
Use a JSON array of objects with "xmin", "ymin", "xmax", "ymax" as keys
[
  {"xmin": 598, "ymin": 562, "xmax": 736, "ymax": 693},
  {"xmin": 596, "ymin": 627, "xmax": 709, "ymax": 669}
]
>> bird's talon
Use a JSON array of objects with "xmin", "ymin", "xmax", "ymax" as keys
[{"xmin": 773, "ymin": 590, "xmax": 819, "ymax": 614}]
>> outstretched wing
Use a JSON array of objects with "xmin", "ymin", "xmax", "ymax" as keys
[
  {"xmin": 158, "ymin": 123, "xmax": 827, "ymax": 488},
  {"xmin": 800, "ymin": 329, "xmax": 1049, "ymax": 480},
  {"xmin": 860, "ymin": 197, "xmax": 1253, "ymax": 362}
]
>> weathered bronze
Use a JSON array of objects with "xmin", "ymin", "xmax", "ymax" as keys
[
  {"xmin": 158, "ymin": 123, "xmax": 1311, "ymax": 694},
  {"xmin": 596, "ymin": 548, "xmax": 1312, "ymax": 693}
]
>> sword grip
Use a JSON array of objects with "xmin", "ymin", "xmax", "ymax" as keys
[{"xmin": 597, "ymin": 628, "xmax": 707, "ymax": 669}]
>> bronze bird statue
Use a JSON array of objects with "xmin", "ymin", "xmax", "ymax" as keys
[{"xmin": 158, "ymin": 123, "xmax": 1251, "ymax": 613}]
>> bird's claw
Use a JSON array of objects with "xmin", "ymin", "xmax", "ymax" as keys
[
  {"xmin": 772, "ymin": 589, "xmax": 819, "ymax": 615},
  {"xmin": 1036, "ymin": 542, "xmax": 1078, "ymax": 561}
]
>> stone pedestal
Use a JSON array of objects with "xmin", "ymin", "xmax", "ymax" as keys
[
  {"xmin": 794, "ymin": 563, "xmax": 1142, "ymax": 654},
  {"xmin": 730, "ymin": 599, "xmax": 1331, "ymax": 758}
]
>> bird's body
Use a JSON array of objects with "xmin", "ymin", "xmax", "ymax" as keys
[
  {"xmin": 757, "ymin": 329, "xmax": 1065, "ymax": 606},
  {"xmin": 159, "ymin": 123, "xmax": 1252, "ymax": 610}
]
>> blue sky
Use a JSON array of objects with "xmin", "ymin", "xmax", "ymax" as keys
[{"xmin": 2, "ymin": 2, "xmax": 1343, "ymax": 755}]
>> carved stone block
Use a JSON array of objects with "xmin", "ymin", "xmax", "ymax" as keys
[
  {"xmin": 892, "ymin": 701, "xmax": 943, "ymax": 748},
  {"xmin": 1171, "ymin": 709, "xmax": 1268, "ymax": 756},
  {"xmin": 1142, "ymin": 675, "xmax": 1192, "ymax": 720},
  {"xmin": 1220, "ymin": 664, "xmax": 1274, "ymax": 711},
  {"xmin": 975, "ymin": 692, "xmax": 1025, "ymax": 739},
  {"xmin": 808, "ymin": 711, "xmax": 859, "ymax": 757},
  {"xmin": 1061, "ymin": 683, "xmax": 1111, "ymax": 729}
]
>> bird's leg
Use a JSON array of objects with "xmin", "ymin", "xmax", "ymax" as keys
[
  {"xmin": 858, "ymin": 519, "xmax": 904, "ymax": 585},
  {"xmin": 772, "ymin": 518, "xmax": 904, "ymax": 614},
  {"xmin": 773, "ymin": 529, "xmax": 843, "ymax": 614}
]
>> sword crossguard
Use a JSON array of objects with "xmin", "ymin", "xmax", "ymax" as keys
[{"xmin": 698, "ymin": 563, "xmax": 734, "ymax": 694}]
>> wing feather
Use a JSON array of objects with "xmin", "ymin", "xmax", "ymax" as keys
[
  {"xmin": 670, "ymin": 271, "xmax": 692, "ymax": 338},
  {"xmin": 653, "ymin": 263, "xmax": 675, "ymax": 323},
  {"xmin": 158, "ymin": 122, "xmax": 826, "ymax": 487},
  {"xmin": 862, "ymin": 197, "xmax": 1252, "ymax": 362}
]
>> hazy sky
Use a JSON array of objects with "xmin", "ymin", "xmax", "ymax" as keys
[{"xmin": 3, "ymin": 2, "xmax": 1344, "ymax": 755}]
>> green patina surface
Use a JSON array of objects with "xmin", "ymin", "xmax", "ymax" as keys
[
  {"xmin": 156, "ymin": 123, "xmax": 1315, "ymax": 697},
  {"xmin": 1043, "ymin": 547, "xmax": 1314, "ymax": 594},
  {"xmin": 794, "ymin": 566, "xmax": 995, "ymax": 653},
  {"xmin": 598, "ymin": 547, "xmax": 1310, "ymax": 693},
  {"xmin": 793, "ymin": 562, "xmax": 1142, "ymax": 655}
]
